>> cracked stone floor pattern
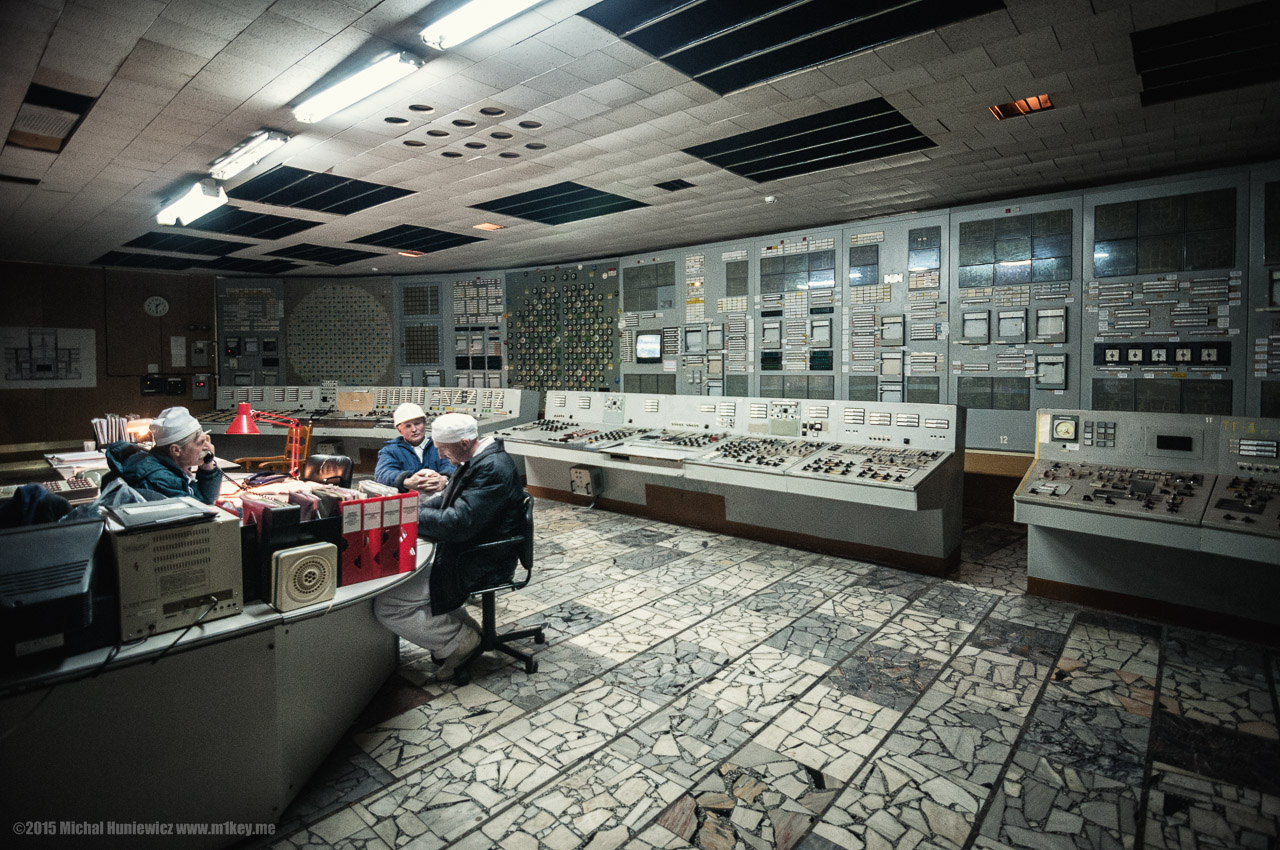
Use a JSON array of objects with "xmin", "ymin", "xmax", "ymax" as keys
[{"xmin": 247, "ymin": 500, "xmax": 1280, "ymax": 850}]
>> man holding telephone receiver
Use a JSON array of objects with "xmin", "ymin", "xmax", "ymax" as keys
[{"xmin": 103, "ymin": 406, "xmax": 223, "ymax": 504}]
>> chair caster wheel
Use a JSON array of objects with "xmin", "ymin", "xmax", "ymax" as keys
[
  {"xmin": 534, "ymin": 633, "xmax": 546, "ymax": 644},
  {"xmin": 526, "ymin": 660, "xmax": 538, "ymax": 674}
]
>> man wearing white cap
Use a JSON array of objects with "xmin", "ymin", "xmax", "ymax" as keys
[
  {"xmin": 103, "ymin": 406, "xmax": 222, "ymax": 503},
  {"xmin": 374, "ymin": 402, "xmax": 455, "ymax": 493},
  {"xmin": 375, "ymin": 412, "xmax": 525, "ymax": 678}
]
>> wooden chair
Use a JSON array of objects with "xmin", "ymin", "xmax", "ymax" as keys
[
  {"xmin": 233, "ymin": 421, "xmax": 313, "ymax": 474},
  {"xmin": 451, "ymin": 494, "xmax": 545, "ymax": 685}
]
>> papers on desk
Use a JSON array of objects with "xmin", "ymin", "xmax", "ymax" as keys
[{"xmin": 46, "ymin": 450, "xmax": 106, "ymax": 467}]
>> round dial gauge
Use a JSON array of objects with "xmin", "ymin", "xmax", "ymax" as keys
[
  {"xmin": 1052, "ymin": 419, "xmax": 1076, "ymax": 440},
  {"xmin": 143, "ymin": 296, "xmax": 169, "ymax": 317}
]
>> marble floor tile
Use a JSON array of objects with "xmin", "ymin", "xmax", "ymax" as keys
[
  {"xmin": 915, "ymin": 583, "xmax": 999, "ymax": 623},
  {"xmin": 870, "ymin": 607, "xmax": 979, "ymax": 663},
  {"xmin": 265, "ymin": 738, "xmax": 397, "ymax": 841},
  {"xmin": 932, "ymin": 649, "xmax": 1049, "ymax": 712},
  {"xmin": 509, "ymin": 599, "xmax": 617, "ymax": 644},
  {"xmin": 829, "ymin": 644, "xmax": 944, "ymax": 713},
  {"xmin": 616, "ymin": 691, "xmax": 768, "ymax": 783},
  {"xmin": 609, "ymin": 526, "xmax": 676, "ymax": 547},
  {"xmin": 600, "ymin": 636, "xmax": 735, "ymax": 704},
  {"xmin": 1051, "ymin": 656, "xmax": 1161, "ymax": 718},
  {"xmin": 987, "ymin": 593, "xmax": 1079, "ymax": 633},
  {"xmin": 629, "ymin": 823, "xmax": 696, "ymax": 848},
  {"xmin": 357, "ymin": 734, "xmax": 560, "ymax": 849},
  {"xmin": 565, "ymin": 610, "xmax": 683, "ymax": 663},
  {"xmin": 1158, "ymin": 662, "xmax": 1276, "ymax": 738},
  {"xmin": 684, "ymin": 604, "xmax": 793, "ymax": 657},
  {"xmin": 497, "ymin": 679, "xmax": 662, "ymax": 769},
  {"xmin": 1149, "ymin": 710, "xmax": 1280, "ymax": 797},
  {"xmin": 696, "ymin": 645, "xmax": 829, "ymax": 719},
  {"xmin": 975, "ymin": 751, "xmax": 1140, "ymax": 850},
  {"xmin": 656, "ymin": 741, "xmax": 845, "ymax": 850},
  {"xmin": 268, "ymin": 801, "xmax": 392, "ymax": 850},
  {"xmin": 1164, "ymin": 627, "xmax": 1270, "ymax": 675},
  {"xmin": 969, "ymin": 616, "xmax": 1068, "ymax": 666},
  {"xmin": 754, "ymin": 681, "xmax": 902, "ymax": 782},
  {"xmin": 780, "ymin": 558, "xmax": 870, "ymax": 591},
  {"xmin": 1143, "ymin": 761, "xmax": 1280, "ymax": 850},
  {"xmin": 950, "ymin": 559, "xmax": 1027, "ymax": 596},
  {"xmin": 353, "ymin": 684, "xmax": 525, "ymax": 777},
  {"xmin": 471, "ymin": 746, "xmax": 687, "ymax": 850},
  {"xmin": 655, "ymin": 527, "xmax": 731, "ymax": 552},
  {"xmin": 612, "ymin": 544, "xmax": 692, "ymax": 572},
  {"xmin": 475, "ymin": 640, "xmax": 616, "ymax": 712},
  {"xmin": 572, "ymin": 574, "xmax": 672, "ymax": 615},
  {"xmin": 761, "ymin": 610, "xmax": 872, "ymax": 667},
  {"xmin": 1020, "ymin": 680, "xmax": 1152, "ymax": 785},
  {"xmin": 691, "ymin": 562, "xmax": 787, "ymax": 600},
  {"xmin": 855, "ymin": 564, "xmax": 938, "ymax": 600},
  {"xmin": 643, "ymin": 555, "xmax": 736, "ymax": 589},
  {"xmin": 737, "ymin": 579, "xmax": 826, "ymax": 618},
  {"xmin": 1061, "ymin": 618, "xmax": 1161, "ymax": 678}
]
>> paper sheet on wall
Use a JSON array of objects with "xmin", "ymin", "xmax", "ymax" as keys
[{"xmin": 0, "ymin": 326, "xmax": 97, "ymax": 389}]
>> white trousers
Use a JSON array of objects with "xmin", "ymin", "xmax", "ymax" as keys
[{"xmin": 374, "ymin": 557, "xmax": 471, "ymax": 657}]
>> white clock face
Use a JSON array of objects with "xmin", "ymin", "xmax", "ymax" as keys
[{"xmin": 144, "ymin": 296, "xmax": 169, "ymax": 317}]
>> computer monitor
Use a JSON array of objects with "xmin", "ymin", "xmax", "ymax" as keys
[{"xmin": 636, "ymin": 332, "xmax": 662, "ymax": 364}]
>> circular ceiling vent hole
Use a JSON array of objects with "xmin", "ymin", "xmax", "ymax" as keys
[
  {"xmin": 518, "ymin": 120, "xmax": 542, "ymax": 129},
  {"xmin": 452, "ymin": 119, "xmax": 477, "ymax": 127},
  {"xmin": 427, "ymin": 129, "xmax": 449, "ymax": 137},
  {"xmin": 490, "ymin": 131, "xmax": 514, "ymax": 140},
  {"xmin": 464, "ymin": 142, "xmax": 487, "ymax": 149},
  {"xmin": 525, "ymin": 142, "xmax": 547, "ymax": 150},
  {"xmin": 499, "ymin": 152, "xmax": 520, "ymax": 159},
  {"xmin": 403, "ymin": 140, "xmax": 426, "ymax": 147},
  {"xmin": 384, "ymin": 116, "xmax": 409, "ymax": 124},
  {"xmin": 408, "ymin": 104, "xmax": 434, "ymax": 112},
  {"xmin": 479, "ymin": 106, "xmax": 506, "ymax": 116},
  {"xmin": 442, "ymin": 151, "xmax": 463, "ymax": 158}
]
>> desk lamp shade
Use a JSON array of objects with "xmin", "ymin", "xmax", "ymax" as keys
[{"xmin": 226, "ymin": 402, "xmax": 260, "ymax": 435}]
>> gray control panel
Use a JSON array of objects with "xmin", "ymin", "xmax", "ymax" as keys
[{"xmin": 1247, "ymin": 164, "xmax": 1280, "ymax": 417}]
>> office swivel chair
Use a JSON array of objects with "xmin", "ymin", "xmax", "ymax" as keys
[
  {"xmin": 451, "ymin": 493, "xmax": 545, "ymax": 686},
  {"xmin": 300, "ymin": 454, "xmax": 353, "ymax": 489}
]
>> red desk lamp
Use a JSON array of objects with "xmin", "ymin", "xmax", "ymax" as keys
[{"xmin": 224, "ymin": 402, "xmax": 307, "ymax": 476}]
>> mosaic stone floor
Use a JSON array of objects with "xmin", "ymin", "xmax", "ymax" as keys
[{"xmin": 248, "ymin": 501, "xmax": 1280, "ymax": 850}]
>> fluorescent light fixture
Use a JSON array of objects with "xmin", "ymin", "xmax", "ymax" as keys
[
  {"xmin": 420, "ymin": 0, "xmax": 544, "ymax": 50},
  {"xmin": 156, "ymin": 179, "xmax": 227, "ymax": 226},
  {"xmin": 293, "ymin": 53, "xmax": 421, "ymax": 124},
  {"xmin": 472, "ymin": 222, "xmax": 505, "ymax": 231},
  {"xmin": 210, "ymin": 130, "xmax": 291, "ymax": 180}
]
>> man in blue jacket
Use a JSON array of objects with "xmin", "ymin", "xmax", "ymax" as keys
[
  {"xmin": 374, "ymin": 402, "xmax": 455, "ymax": 494},
  {"xmin": 103, "ymin": 406, "xmax": 222, "ymax": 504}
]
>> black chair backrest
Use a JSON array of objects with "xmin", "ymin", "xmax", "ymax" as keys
[
  {"xmin": 519, "ymin": 494, "xmax": 533, "ymax": 572},
  {"xmin": 301, "ymin": 454, "xmax": 353, "ymax": 488}
]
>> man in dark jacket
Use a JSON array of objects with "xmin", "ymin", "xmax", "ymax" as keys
[
  {"xmin": 374, "ymin": 412, "xmax": 525, "ymax": 678},
  {"xmin": 374, "ymin": 402, "xmax": 455, "ymax": 493},
  {"xmin": 103, "ymin": 406, "xmax": 222, "ymax": 504}
]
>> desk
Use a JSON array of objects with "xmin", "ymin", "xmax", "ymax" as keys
[{"xmin": 0, "ymin": 554, "xmax": 428, "ymax": 848}]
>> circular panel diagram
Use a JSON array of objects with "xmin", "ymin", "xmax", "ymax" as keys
[{"xmin": 288, "ymin": 283, "xmax": 392, "ymax": 384}]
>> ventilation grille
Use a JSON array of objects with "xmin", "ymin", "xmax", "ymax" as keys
[
  {"xmin": 581, "ymin": 0, "xmax": 1005, "ymax": 95},
  {"xmin": 1131, "ymin": 2, "xmax": 1280, "ymax": 106},
  {"xmin": 471, "ymin": 181, "xmax": 647, "ymax": 225},
  {"xmin": 228, "ymin": 165, "xmax": 414, "ymax": 214},
  {"xmin": 179, "ymin": 206, "xmax": 320, "ymax": 240},
  {"xmin": 193, "ymin": 257, "xmax": 302, "ymax": 275},
  {"xmin": 655, "ymin": 179, "xmax": 695, "ymax": 191},
  {"xmin": 126, "ymin": 232, "xmax": 251, "ymax": 256},
  {"xmin": 683, "ymin": 98, "xmax": 935, "ymax": 183},
  {"xmin": 263, "ymin": 243, "xmax": 381, "ymax": 266},
  {"xmin": 351, "ymin": 225, "xmax": 484, "ymax": 254},
  {"xmin": 6, "ymin": 83, "xmax": 95, "ymax": 154}
]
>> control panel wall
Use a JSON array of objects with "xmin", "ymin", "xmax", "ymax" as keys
[
  {"xmin": 752, "ymin": 227, "xmax": 844, "ymax": 401},
  {"xmin": 216, "ymin": 278, "xmax": 287, "ymax": 388},
  {"xmin": 449, "ymin": 270, "xmax": 505, "ymax": 389},
  {"xmin": 842, "ymin": 211, "xmax": 950, "ymax": 409},
  {"xmin": 1081, "ymin": 170, "xmax": 1249, "ymax": 419},
  {"xmin": 393, "ymin": 275, "xmax": 447, "ymax": 387},
  {"xmin": 506, "ymin": 260, "xmax": 619, "ymax": 394},
  {"xmin": 948, "ymin": 195, "xmax": 1083, "ymax": 451},
  {"xmin": 618, "ymin": 248, "xmax": 683, "ymax": 396},
  {"xmin": 667, "ymin": 239, "xmax": 755, "ymax": 397},
  {"xmin": 1247, "ymin": 164, "xmax": 1280, "ymax": 416},
  {"xmin": 284, "ymin": 277, "xmax": 394, "ymax": 387}
]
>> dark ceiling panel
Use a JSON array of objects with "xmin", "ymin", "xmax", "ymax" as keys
[
  {"xmin": 125, "ymin": 232, "xmax": 252, "ymax": 256},
  {"xmin": 1131, "ymin": 1, "xmax": 1280, "ymax": 106},
  {"xmin": 93, "ymin": 251, "xmax": 192, "ymax": 270},
  {"xmin": 192, "ymin": 257, "xmax": 303, "ymax": 275},
  {"xmin": 228, "ymin": 165, "xmax": 415, "ymax": 215},
  {"xmin": 582, "ymin": 0, "xmax": 1005, "ymax": 95},
  {"xmin": 684, "ymin": 98, "xmax": 935, "ymax": 182},
  {"xmin": 351, "ymin": 225, "xmax": 484, "ymax": 253},
  {"xmin": 472, "ymin": 181, "xmax": 648, "ymax": 225},
  {"xmin": 655, "ymin": 179, "xmax": 696, "ymax": 191},
  {"xmin": 263, "ymin": 243, "xmax": 383, "ymax": 266},
  {"xmin": 180, "ymin": 206, "xmax": 320, "ymax": 240}
]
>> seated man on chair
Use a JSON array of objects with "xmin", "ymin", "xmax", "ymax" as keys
[
  {"xmin": 103, "ymin": 406, "xmax": 222, "ymax": 504},
  {"xmin": 374, "ymin": 412, "xmax": 525, "ymax": 678},
  {"xmin": 374, "ymin": 402, "xmax": 455, "ymax": 494}
]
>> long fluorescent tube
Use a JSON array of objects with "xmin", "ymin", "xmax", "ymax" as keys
[
  {"xmin": 210, "ymin": 130, "xmax": 291, "ymax": 180},
  {"xmin": 420, "ymin": 0, "xmax": 544, "ymax": 50},
  {"xmin": 156, "ymin": 179, "xmax": 227, "ymax": 226},
  {"xmin": 293, "ymin": 53, "xmax": 421, "ymax": 124}
]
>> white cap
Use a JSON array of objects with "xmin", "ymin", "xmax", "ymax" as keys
[
  {"xmin": 431, "ymin": 412, "xmax": 478, "ymax": 443},
  {"xmin": 393, "ymin": 402, "xmax": 427, "ymax": 427},
  {"xmin": 150, "ymin": 406, "xmax": 201, "ymax": 446}
]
